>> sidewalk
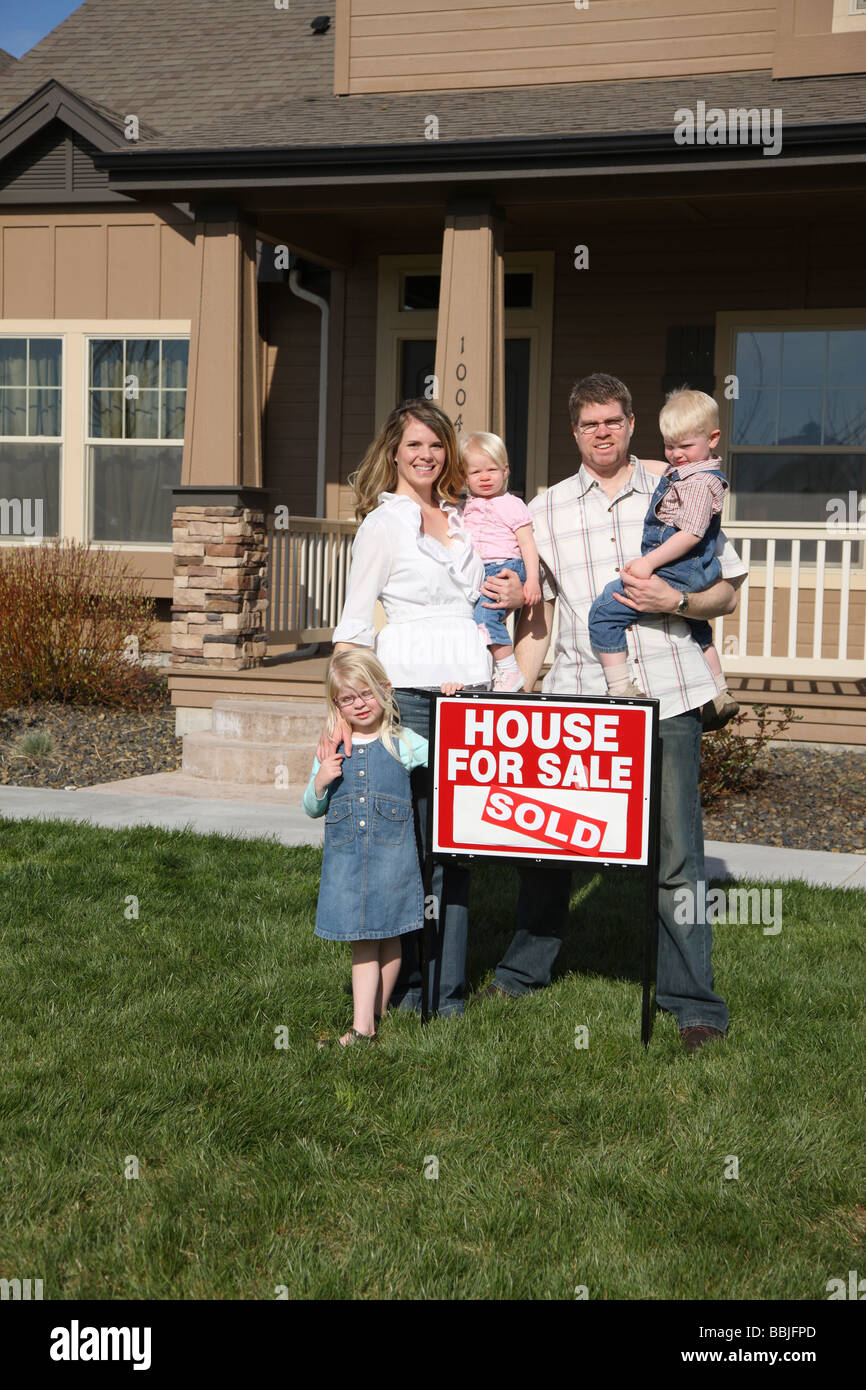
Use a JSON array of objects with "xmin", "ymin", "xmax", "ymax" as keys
[{"xmin": 0, "ymin": 774, "xmax": 863, "ymax": 889}]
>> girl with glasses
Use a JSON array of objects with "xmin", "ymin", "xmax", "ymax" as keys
[{"xmin": 304, "ymin": 649, "xmax": 442, "ymax": 1046}]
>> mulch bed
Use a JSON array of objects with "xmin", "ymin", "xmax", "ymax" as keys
[
  {"xmin": 701, "ymin": 746, "xmax": 866, "ymax": 856},
  {"xmin": 0, "ymin": 702, "xmax": 863, "ymax": 855},
  {"xmin": 0, "ymin": 702, "xmax": 181, "ymax": 789}
]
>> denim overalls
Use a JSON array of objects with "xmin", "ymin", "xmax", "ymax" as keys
[
  {"xmin": 588, "ymin": 466, "xmax": 727, "ymax": 654},
  {"xmin": 314, "ymin": 736, "xmax": 424, "ymax": 942}
]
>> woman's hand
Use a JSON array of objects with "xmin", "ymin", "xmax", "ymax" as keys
[
  {"xmin": 316, "ymin": 715, "xmax": 353, "ymax": 762},
  {"xmin": 480, "ymin": 568, "xmax": 525, "ymax": 612},
  {"xmin": 314, "ymin": 752, "xmax": 344, "ymax": 798},
  {"xmin": 440, "ymin": 682, "xmax": 464, "ymax": 696}
]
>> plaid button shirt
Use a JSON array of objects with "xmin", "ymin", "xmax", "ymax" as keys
[{"xmin": 529, "ymin": 458, "xmax": 748, "ymax": 720}]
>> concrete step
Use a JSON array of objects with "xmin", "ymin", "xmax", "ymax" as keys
[
  {"xmin": 211, "ymin": 697, "xmax": 326, "ymax": 743},
  {"xmin": 182, "ymin": 730, "xmax": 314, "ymax": 786}
]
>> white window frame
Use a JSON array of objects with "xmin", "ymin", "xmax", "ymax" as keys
[
  {"xmin": 0, "ymin": 331, "xmax": 64, "ymax": 541},
  {"xmin": 0, "ymin": 320, "xmax": 190, "ymax": 550},
  {"xmin": 832, "ymin": 0, "xmax": 866, "ymax": 29}
]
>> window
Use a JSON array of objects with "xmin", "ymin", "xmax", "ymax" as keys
[
  {"xmin": 727, "ymin": 326, "xmax": 866, "ymax": 563},
  {"xmin": 87, "ymin": 337, "xmax": 188, "ymax": 543},
  {"xmin": 0, "ymin": 336, "xmax": 62, "ymax": 537}
]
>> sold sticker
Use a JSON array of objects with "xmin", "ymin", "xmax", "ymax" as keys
[{"xmin": 480, "ymin": 787, "xmax": 608, "ymax": 853}]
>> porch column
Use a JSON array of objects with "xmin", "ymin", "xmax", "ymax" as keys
[
  {"xmin": 434, "ymin": 197, "xmax": 505, "ymax": 438},
  {"xmin": 182, "ymin": 206, "xmax": 263, "ymax": 487},
  {"xmin": 170, "ymin": 485, "xmax": 268, "ymax": 670},
  {"xmin": 171, "ymin": 208, "xmax": 268, "ymax": 669}
]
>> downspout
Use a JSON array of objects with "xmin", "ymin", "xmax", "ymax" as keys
[
  {"xmin": 286, "ymin": 265, "xmax": 329, "ymax": 658},
  {"xmin": 288, "ymin": 266, "xmax": 328, "ymax": 518}
]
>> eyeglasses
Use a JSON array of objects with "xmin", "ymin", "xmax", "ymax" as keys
[
  {"xmin": 577, "ymin": 417, "xmax": 629, "ymax": 436},
  {"xmin": 336, "ymin": 688, "xmax": 376, "ymax": 709}
]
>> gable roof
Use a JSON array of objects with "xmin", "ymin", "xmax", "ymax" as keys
[
  {"xmin": 0, "ymin": 48, "xmax": 17, "ymax": 74},
  {"xmin": 0, "ymin": 0, "xmax": 864, "ymax": 161},
  {"xmin": 0, "ymin": 79, "xmax": 141, "ymax": 164}
]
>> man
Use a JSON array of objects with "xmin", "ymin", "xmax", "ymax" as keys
[{"xmin": 482, "ymin": 373, "xmax": 747, "ymax": 1052}]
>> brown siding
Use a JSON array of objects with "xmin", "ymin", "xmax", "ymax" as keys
[
  {"xmin": 0, "ymin": 209, "xmax": 196, "ymax": 319},
  {"xmin": 2, "ymin": 224, "xmax": 51, "ymax": 316},
  {"xmin": 345, "ymin": 0, "xmax": 778, "ymax": 94},
  {"xmin": 544, "ymin": 216, "xmax": 866, "ymax": 483}
]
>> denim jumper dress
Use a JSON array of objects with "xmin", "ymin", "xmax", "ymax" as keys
[
  {"xmin": 588, "ymin": 466, "xmax": 727, "ymax": 654},
  {"xmin": 314, "ymin": 735, "xmax": 424, "ymax": 942}
]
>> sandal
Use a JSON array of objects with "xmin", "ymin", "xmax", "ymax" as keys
[{"xmin": 317, "ymin": 1027, "xmax": 377, "ymax": 1050}]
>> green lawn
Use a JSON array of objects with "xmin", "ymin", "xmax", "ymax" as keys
[{"xmin": 0, "ymin": 816, "xmax": 863, "ymax": 1300}]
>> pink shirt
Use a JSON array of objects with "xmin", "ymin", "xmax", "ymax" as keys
[{"xmin": 462, "ymin": 492, "xmax": 533, "ymax": 560}]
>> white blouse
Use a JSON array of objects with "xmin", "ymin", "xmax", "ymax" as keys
[{"xmin": 332, "ymin": 492, "xmax": 492, "ymax": 688}]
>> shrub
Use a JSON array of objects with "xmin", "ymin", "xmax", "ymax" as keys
[
  {"xmin": 13, "ymin": 730, "xmax": 55, "ymax": 760},
  {"xmin": 0, "ymin": 541, "xmax": 161, "ymax": 710},
  {"xmin": 700, "ymin": 703, "xmax": 803, "ymax": 805}
]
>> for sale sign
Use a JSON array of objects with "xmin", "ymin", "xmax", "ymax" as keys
[{"xmin": 430, "ymin": 693, "xmax": 657, "ymax": 866}]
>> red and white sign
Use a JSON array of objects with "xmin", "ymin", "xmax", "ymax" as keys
[{"xmin": 431, "ymin": 695, "xmax": 655, "ymax": 865}]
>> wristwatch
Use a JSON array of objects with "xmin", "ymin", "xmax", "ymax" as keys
[{"xmin": 676, "ymin": 592, "xmax": 690, "ymax": 614}]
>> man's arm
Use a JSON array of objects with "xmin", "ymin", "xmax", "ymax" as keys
[
  {"xmin": 514, "ymin": 599, "xmax": 555, "ymax": 690},
  {"xmin": 614, "ymin": 572, "xmax": 740, "ymax": 619}
]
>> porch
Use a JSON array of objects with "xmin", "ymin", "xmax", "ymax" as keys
[{"xmin": 165, "ymin": 512, "xmax": 866, "ymax": 747}]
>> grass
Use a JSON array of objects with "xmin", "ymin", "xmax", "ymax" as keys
[{"xmin": 0, "ymin": 816, "xmax": 863, "ymax": 1301}]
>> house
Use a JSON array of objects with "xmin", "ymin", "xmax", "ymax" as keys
[{"xmin": 1, "ymin": 0, "xmax": 864, "ymax": 751}]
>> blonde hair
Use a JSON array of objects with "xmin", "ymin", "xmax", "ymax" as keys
[
  {"xmin": 458, "ymin": 431, "xmax": 509, "ymax": 497},
  {"xmin": 659, "ymin": 388, "xmax": 719, "ymax": 442},
  {"xmin": 349, "ymin": 398, "xmax": 463, "ymax": 521},
  {"xmin": 325, "ymin": 648, "xmax": 407, "ymax": 760}
]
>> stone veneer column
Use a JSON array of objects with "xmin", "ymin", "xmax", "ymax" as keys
[{"xmin": 170, "ymin": 485, "xmax": 269, "ymax": 669}]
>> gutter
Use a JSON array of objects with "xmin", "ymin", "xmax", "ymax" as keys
[{"xmin": 93, "ymin": 121, "xmax": 866, "ymax": 190}]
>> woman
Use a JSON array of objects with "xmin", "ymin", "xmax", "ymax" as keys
[{"xmin": 324, "ymin": 398, "xmax": 503, "ymax": 1017}]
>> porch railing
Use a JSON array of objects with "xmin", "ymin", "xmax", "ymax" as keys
[
  {"xmin": 264, "ymin": 515, "xmax": 865, "ymax": 680},
  {"xmin": 266, "ymin": 514, "xmax": 357, "ymax": 643},
  {"xmin": 713, "ymin": 525, "xmax": 865, "ymax": 679}
]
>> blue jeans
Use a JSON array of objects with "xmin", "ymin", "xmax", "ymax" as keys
[
  {"xmin": 493, "ymin": 708, "xmax": 728, "ymax": 1032},
  {"xmin": 473, "ymin": 558, "xmax": 526, "ymax": 647},
  {"xmin": 589, "ymin": 579, "xmax": 714, "ymax": 653},
  {"xmin": 390, "ymin": 688, "xmax": 472, "ymax": 1017}
]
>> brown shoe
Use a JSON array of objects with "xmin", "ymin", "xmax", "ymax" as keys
[
  {"xmin": 701, "ymin": 694, "xmax": 740, "ymax": 732},
  {"xmin": 679, "ymin": 1025, "xmax": 726, "ymax": 1053},
  {"xmin": 472, "ymin": 982, "xmax": 517, "ymax": 1004}
]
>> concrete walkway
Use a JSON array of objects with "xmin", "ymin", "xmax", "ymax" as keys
[{"xmin": 0, "ymin": 775, "xmax": 863, "ymax": 889}]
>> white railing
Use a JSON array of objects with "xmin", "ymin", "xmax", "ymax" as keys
[
  {"xmin": 263, "ymin": 516, "xmax": 865, "ymax": 679},
  {"xmin": 266, "ymin": 515, "xmax": 357, "ymax": 643},
  {"xmin": 715, "ymin": 525, "xmax": 866, "ymax": 678}
]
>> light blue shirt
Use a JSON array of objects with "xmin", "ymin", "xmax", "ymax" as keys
[{"xmin": 303, "ymin": 728, "xmax": 429, "ymax": 817}]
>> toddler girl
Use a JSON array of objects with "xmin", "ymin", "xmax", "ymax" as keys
[
  {"xmin": 460, "ymin": 432, "xmax": 541, "ymax": 691},
  {"xmin": 303, "ymin": 649, "xmax": 429, "ymax": 1046}
]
